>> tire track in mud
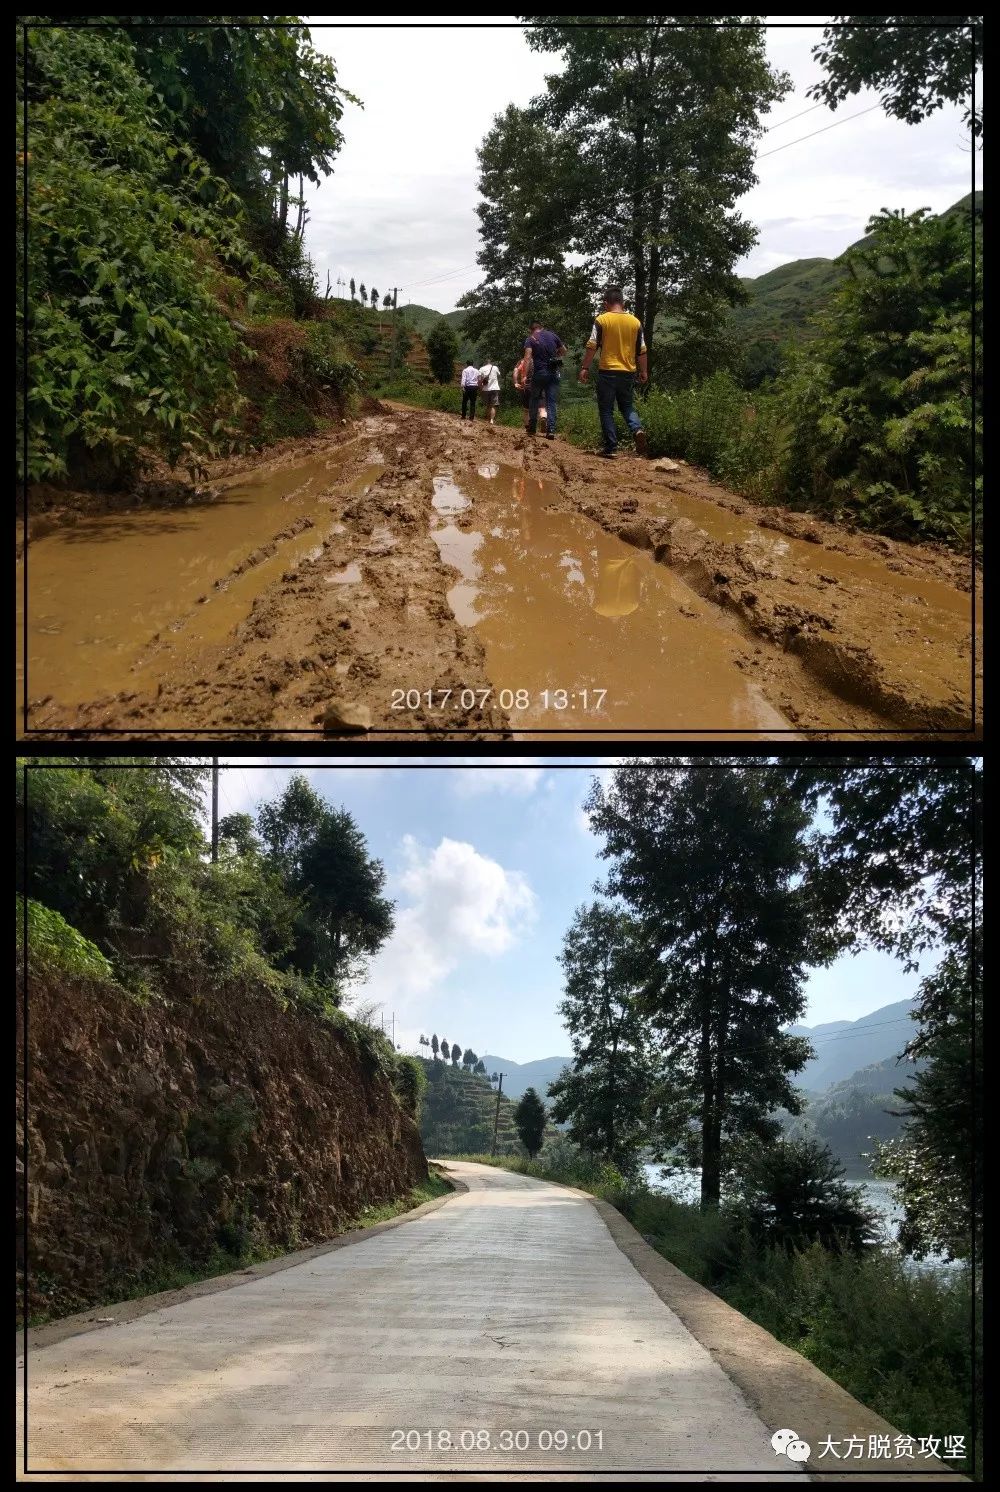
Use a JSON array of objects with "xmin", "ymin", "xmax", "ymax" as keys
[{"xmin": 21, "ymin": 407, "xmax": 979, "ymax": 740}]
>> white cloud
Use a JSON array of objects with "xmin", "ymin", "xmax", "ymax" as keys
[
  {"xmin": 356, "ymin": 835, "xmax": 537, "ymax": 1017},
  {"xmin": 450, "ymin": 761, "xmax": 545, "ymax": 797}
]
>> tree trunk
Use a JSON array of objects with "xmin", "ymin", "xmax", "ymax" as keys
[
  {"xmin": 278, "ymin": 170, "xmax": 289, "ymax": 232},
  {"xmin": 699, "ymin": 1008, "xmax": 719, "ymax": 1209},
  {"xmin": 701, "ymin": 1107, "xmax": 722, "ymax": 1210},
  {"xmin": 643, "ymin": 163, "xmax": 666, "ymax": 375},
  {"xmin": 293, "ymin": 175, "xmax": 305, "ymax": 241}
]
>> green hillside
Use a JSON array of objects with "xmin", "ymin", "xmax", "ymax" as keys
[
  {"xmin": 728, "ymin": 190, "xmax": 982, "ymax": 384},
  {"xmin": 399, "ymin": 304, "xmax": 468, "ymax": 344},
  {"xmin": 418, "ymin": 1059, "xmax": 523, "ymax": 1156},
  {"xmin": 785, "ymin": 1056, "xmax": 925, "ymax": 1178}
]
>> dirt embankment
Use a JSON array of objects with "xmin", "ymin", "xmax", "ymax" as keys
[
  {"xmin": 22, "ymin": 406, "xmax": 979, "ymax": 739},
  {"xmin": 16, "ymin": 967, "xmax": 427, "ymax": 1320}
]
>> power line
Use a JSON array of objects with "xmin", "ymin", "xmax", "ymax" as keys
[
  {"xmin": 402, "ymin": 259, "xmax": 481, "ymax": 294},
  {"xmin": 758, "ymin": 102, "xmax": 883, "ymax": 158},
  {"xmin": 764, "ymin": 101, "xmax": 825, "ymax": 133}
]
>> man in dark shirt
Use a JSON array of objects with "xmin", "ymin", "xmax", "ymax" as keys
[{"xmin": 522, "ymin": 320, "xmax": 567, "ymax": 439}]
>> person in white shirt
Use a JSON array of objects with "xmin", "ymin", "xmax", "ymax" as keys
[
  {"xmin": 459, "ymin": 361, "xmax": 480, "ymax": 421},
  {"xmin": 478, "ymin": 360, "xmax": 501, "ymax": 425}
]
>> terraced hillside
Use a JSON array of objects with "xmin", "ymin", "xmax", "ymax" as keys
[{"xmin": 418, "ymin": 1060, "xmax": 523, "ymax": 1156}]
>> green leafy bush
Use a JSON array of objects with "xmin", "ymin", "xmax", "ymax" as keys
[
  {"xmin": 20, "ymin": 25, "xmax": 259, "ymax": 484},
  {"xmin": 778, "ymin": 205, "xmax": 980, "ymax": 544},
  {"xmin": 394, "ymin": 1054, "xmax": 429, "ymax": 1118},
  {"xmin": 628, "ymin": 1188, "xmax": 977, "ymax": 1475},
  {"xmin": 17, "ymin": 897, "xmax": 113, "ymax": 982}
]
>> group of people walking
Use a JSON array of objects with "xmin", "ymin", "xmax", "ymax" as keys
[{"xmin": 457, "ymin": 286, "xmax": 649, "ymax": 459}]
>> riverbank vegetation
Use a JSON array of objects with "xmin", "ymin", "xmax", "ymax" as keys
[{"xmin": 520, "ymin": 759, "xmax": 980, "ymax": 1474}]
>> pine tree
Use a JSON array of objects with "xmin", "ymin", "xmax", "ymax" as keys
[
  {"xmin": 451, "ymin": 1042, "xmax": 461, "ymax": 1066},
  {"xmin": 425, "ymin": 319, "xmax": 459, "ymax": 385},
  {"xmin": 349, "ymin": 277, "xmax": 356, "ymax": 301},
  {"xmin": 548, "ymin": 901, "xmax": 657, "ymax": 1178},
  {"xmin": 515, "ymin": 1088, "xmax": 547, "ymax": 1159},
  {"xmin": 431, "ymin": 1033, "xmax": 439, "ymax": 1059}
]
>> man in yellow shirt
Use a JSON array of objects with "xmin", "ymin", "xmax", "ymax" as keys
[{"xmin": 578, "ymin": 285, "xmax": 649, "ymax": 459}]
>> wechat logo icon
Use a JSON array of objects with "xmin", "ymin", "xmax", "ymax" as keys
[{"xmin": 771, "ymin": 1428, "xmax": 811, "ymax": 1463}]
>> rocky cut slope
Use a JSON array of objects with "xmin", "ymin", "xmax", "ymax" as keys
[{"xmin": 17, "ymin": 967, "xmax": 427, "ymax": 1320}]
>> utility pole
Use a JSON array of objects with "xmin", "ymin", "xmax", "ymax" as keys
[
  {"xmin": 389, "ymin": 287, "xmax": 399, "ymax": 376},
  {"xmin": 391, "ymin": 1010, "xmax": 396, "ymax": 1048},
  {"xmin": 210, "ymin": 758, "xmax": 219, "ymax": 864},
  {"xmin": 490, "ymin": 1072, "xmax": 506, "ymax": 1157}
]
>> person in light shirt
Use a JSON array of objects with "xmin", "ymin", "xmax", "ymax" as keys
[
  {"xmin": 459, "ymin": 361, "xmax": 480, "ymax": 421},
  {"xmin": 478, "ymin": 358, "xmax": 502, "ymax": 426}
]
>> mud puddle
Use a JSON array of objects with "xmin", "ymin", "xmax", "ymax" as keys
[
  {"xmin": 661, "ymin": 486, "xmax": 972, "ymax": 622},
  {"xmin": 430, "ymin": 464, "xmax": 794, "ymax": 739},
  {"xmin": 19, "ymin": 446, "xmax": 382, "ymax": 708}
]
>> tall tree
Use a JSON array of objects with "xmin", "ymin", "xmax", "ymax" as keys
[
  {"xmin": 796, "ymin": 758, "xmax": 981, "ymax": 1262},
  {"xmin": 586, "ymin": 761, "xmax": 818, "ymax": 1209},
  {"xmin": 370, "ymin": 286, "xmax": 379, "ymax": 310},
  {"xmin": 256, "ymin": 774, "xmax": 394, "ymax": 996},
  {"xmin": 459, "ymin": 104, "xmax": 594, "ymax": 364},
  {"xmin": 548, "ymin": 901, "xmax": 657, "ymax": 1177},
  {"xmin": 462, "ymin": 1047, "xmax": 477, "ymax": 1069},
  {"xmin": 520, "ymin": 18, "xmax": 789, "ymax": 374},
  {"xmin": 451, "ymin": 1042, "xmax": 462, "ymax": 1066},
  {"xmin": 425, "ymin": 318, "xmax": 460, "ymax": 384},
  {"xmin": 349, "ymin": 276, "xmax": 356, "ymax": 300},
  {"xmin": 125, "ymin": 19, "xmax": 356, "ymax": 235},
  {"xmin": 809, "ymin": 16, "xmax": 983, "ymax": 138},
  {"xmin": 431, "ymin": 1033, "xmax": 440, "ymax": 1059},
  {"xmin": 515, "ymin": 1088, "xmax": 547, "ymax": 1159},
  {"xmin": 358, "ymin": 281, "xmax": 367, "ymax": 305}
]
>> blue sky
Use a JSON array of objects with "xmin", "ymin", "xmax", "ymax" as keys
[{"xmin": 216, "ymin": 758, "xmax": 930, "ymax": 1063}]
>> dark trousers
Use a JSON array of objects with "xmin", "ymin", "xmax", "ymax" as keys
[
  {"xmin": 596, "ymin": 370, "xmax": 642, "ymax": 452},
  {"xmin": 527, "ymin": 370, "xmax": 559, "ymax": 434},
  {"xmin": 461, "ymin": 386, "xmax": 479, "ymax": 419}
]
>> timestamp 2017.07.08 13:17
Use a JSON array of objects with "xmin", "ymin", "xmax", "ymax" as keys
[{"xmin": 389, "ymin": 688, "xmax": 608, "ymax": 714}]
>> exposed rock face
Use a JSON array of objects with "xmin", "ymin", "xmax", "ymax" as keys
[{"xmin": 16, "ymin": 968, "xmax": 427, "ymax": 1318}]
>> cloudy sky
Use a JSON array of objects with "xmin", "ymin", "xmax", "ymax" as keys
[
  {"xmin": 213, "ymin": 758, "xmax": 931, "ymax": 1064},
  {"xmin": 301, "ymin": 16, "xmax": 981, "ymax": 313}
]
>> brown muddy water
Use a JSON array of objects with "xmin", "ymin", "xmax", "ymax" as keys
[
  {"xmin": 663, "ymin": 487, "xmax": 971, "ymax": 621},
  {"xmin": 19, "ymin": 444, "xmax": 382, "ymax": 710},
  {"xmin": 430, "ymin": 463, "xmax": 794, "ymax": 739}
]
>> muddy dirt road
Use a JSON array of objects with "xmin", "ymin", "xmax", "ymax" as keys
[{"xmin": 19, "ymin": 407, "xmax": 980, "ymax": 740}]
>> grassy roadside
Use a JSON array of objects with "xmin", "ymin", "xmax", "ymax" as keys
[
  {"xmin": 454, "ymin": 1152, "xmax": 977, "ymax": 1478},
  {"xmin": 26, "ymin": 1171, "xmax": 452, "ymax": 1329}
]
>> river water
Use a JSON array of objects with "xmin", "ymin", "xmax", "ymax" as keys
[{"xmin": 641, "ymin": 1164, "xmax": 962, "ymax": 1272}]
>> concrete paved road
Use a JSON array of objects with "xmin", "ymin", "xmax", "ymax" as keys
[{"xmin": 19, "ymin": 1162, "xmax": 806, "ymax": 1480}]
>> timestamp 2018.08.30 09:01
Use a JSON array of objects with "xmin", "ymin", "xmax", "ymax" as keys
[
  {"xmin": 390, "ymin": 1427, "xmax": 605, "ymax": 1454},
  {"xmin": 389, "ymin": 688, "xmax": 608, "ymax": 714}
]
